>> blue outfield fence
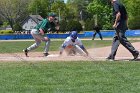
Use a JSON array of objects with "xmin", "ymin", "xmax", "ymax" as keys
[
  {"xmin": 0, "ymin": 30, "xmax": 140, "ymax": 40},
  {"xmin": 84, "ymin": 30, "xmax": 140, "ymax": 38}
]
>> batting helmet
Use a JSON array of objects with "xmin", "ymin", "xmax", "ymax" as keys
[{"xmin": 70, "ymin": 31, "xmax": 78, "ymax": 39}]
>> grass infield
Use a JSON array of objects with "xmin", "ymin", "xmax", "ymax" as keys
[
  {"xmin": 0, "ymin": 39, "xmax": 139, "ymax": 53},
  {"xmin": 0, "ymin": 40, "xmax": 110, "ymax": 53}
]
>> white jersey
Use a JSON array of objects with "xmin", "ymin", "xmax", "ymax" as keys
[
  {"xmin": 62, "ymin": 36, "xmax": 83, "ymax": 47},
  {"xmin": 60, "ymin": 36, "xmax": 87, "ymax": 56}
]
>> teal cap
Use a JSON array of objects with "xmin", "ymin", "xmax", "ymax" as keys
[{"xmin": 48, "ymin": 13, "xmax": 56, "ymax": 17}]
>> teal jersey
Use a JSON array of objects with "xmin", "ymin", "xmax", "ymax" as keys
[{"xmin": 34, "ymin": 18, "xmax": 55, "ymax": 33}]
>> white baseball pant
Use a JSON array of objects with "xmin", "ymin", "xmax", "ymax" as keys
[{"xmin": 27, "ymin": 29, "xmax": 50, "ymax": 53}]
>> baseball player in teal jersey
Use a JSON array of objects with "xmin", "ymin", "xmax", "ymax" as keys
[{"xmin": 23, "ymin": 13, "xmax": 58, "ymax": 57}]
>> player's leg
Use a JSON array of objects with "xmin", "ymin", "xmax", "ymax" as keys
[
  {"xmin": 98, "ymin": 32, "xmax": 103, "ymax": 40},
  {"xmin": 41, "ymin": 36, "xmax": 51, "ymax": 56},
  {"xmin": 92, "ymin": 32, "xmax": 97, "ymax": 40},
  {"xmin": 65, "ymin": 46, "xmax": 74, "ymax": 56},
  {"xmin": 69, "ymin": 48, "xmax": 77, "ymax": 56},
  {"xmin": 23, "ymin": 29, "xmax": 41, "ymax": 57},
  {"xmin": 27, "ymin": 34, "xmax": 41, "ymax": 51}
]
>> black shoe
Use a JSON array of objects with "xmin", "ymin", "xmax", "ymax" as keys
[
  {"xmin": 132, "ymin": 52, "xmax": 139, "ymax": 61},
  {"xmin": 106, "ymin": 57, "xmax": 115, "ymax": 61},
  {"xmin": 43, "ymin": 53, "xmax": 49, "ymax": 56},
  {"xmin": 23, "ymin": 48, "xmax": 29, "ymax": 57}
]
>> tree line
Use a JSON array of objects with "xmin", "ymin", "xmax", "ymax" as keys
[{"xmin": 0, "ymin": 0, "xmax": 139, "ymax": 33}]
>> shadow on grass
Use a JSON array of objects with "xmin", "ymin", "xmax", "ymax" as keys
[{"xmin": 115, "ymin": 58, "xmax": 140, "ymax": 62}]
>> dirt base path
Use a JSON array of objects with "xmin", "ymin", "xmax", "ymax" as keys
[{"xmin": 0, "ymin": 42, "xmax": 140, "ymax": 62}]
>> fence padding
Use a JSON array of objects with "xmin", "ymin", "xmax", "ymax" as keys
[{"xmin": 0, "ymin": 30, "xmax": 140, "ymax": 40}]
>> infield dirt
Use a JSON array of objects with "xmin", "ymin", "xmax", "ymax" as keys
[{"xmin": 0, "ymin": 42, "xmax": 140, "ymax": 62}]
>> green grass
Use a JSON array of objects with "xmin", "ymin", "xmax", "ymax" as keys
[
  {"xmin": 0, "ymin": 61, "xmax": 140, "ymax": 93},
  {"xmin": 0, "ymin": 39, "xmax": 139, "ymax": 53}
]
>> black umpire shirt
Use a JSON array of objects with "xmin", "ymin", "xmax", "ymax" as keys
[{"xmin": 113, "ymin": 1, "xmax": 128, "ymax": 30}]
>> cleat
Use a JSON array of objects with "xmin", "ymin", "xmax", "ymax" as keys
[
  {"xmin": 23, "ymin": 48, "xmax": 29, "ymax": 57},
  {"xmin": 43, "ymin": 53, "xmax": 49, "ymax": 56},
  {"xmin": 106, "ymin": 59, "xmax": 115, "ymax": 61},
  {"xmin": 131, "ymin": 52, "xmax": 139, "ymax": 61},
  {"xmin": 106, "ymin": 57, "xmax": 115, "ymax": 61}
]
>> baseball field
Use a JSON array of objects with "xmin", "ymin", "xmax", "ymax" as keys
[{"xmin": 0, "ymin": 38, "xmax": 140, "ymax": 93}]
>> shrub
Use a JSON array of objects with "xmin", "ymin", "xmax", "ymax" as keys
[
  {"xmin": 128, "ymin": 16, "xmax": 140, "ymax": 29},
  {"xmin": 0, "ymin": 30, "xmax": 14, "ymax": 34},
  {"xmin": 13, "ymin": 23, "xmax": 22, "ymax": 31}
]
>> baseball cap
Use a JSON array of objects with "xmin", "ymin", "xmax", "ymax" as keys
[{"xmin": 48, "ymin": 13, "xmax": 56, "ymax": 17}]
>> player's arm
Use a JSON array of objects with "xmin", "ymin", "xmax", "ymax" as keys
[
  {"xmin": 39, "ymin": 19, "xmax": 48, "ymax": 35},
  {"xmin": 59, "ymin": 39, "xmax": 69, "ymax": 55},
  {"xmin": 79, "ymin": 45, "xmax": 88, "ymax": 56},
  {"xmin": 78, "ymin": 39, "xmax": 88, "ymax": 56},
  {"xmin": 39, "ymin": 28, "xmax": 45, "ymax": 35},
  {"xmin": 59, "ymin": 44, "xmax": 66, "ymax": 55}
]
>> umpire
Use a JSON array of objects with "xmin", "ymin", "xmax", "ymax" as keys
[
  {"xmin": 107, "ymin": 0, "xmax": 139, "ymax": 61},
  {"xmin": 92, "ymin": 24, "xmax": 103, "ymax": 40}
]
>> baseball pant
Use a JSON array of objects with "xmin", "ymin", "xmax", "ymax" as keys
[
  {"xmin": 27, "ymin": 29, "xmax": 50, "ymax": 53},
  {"xmin": 92, "ymin": 32, "xmax": 103, "ymax": 40}
]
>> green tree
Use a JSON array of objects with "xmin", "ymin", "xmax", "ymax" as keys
[
  {"xmin": 59, "ymin": 20, "xmax": 68, "ymax": 33},
  {"xmin": 51, "ymin": 1, "xmax": 69, "ymax": 21},
  {"xmin": 122, "ymin": 0, "xmax": 140, "ymax": 29},
  {"xmin": 28, "ymin": 0, "xmax": 50, "ymax": 18},
  {"xmin": 84, "ymin": 18, "xmax": 95, "ymax": 31},
  {"xmin": 66, "ymin": 20, "xmax": 82, "ymax": 33},
  {"xmin": 67, "ymin": 0, "xmax": 92, "ymax": 20},
  {"xmin": 0, "ymin": 0, "xmax": 30, "ymax": 30},
  {"xmin": 87, "ymin": 0, "xmax": 112, "ymax": 30}
]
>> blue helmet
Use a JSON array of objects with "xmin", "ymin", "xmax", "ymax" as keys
[{"xmin": 70, "ymin": 31, "xmax": 78, "ymax": 39}]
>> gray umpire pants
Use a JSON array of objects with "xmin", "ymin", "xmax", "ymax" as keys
[
  {"xmin": 108, "ymin": 21, "xmax": 138, "ymax": 59},
  {"xmin": 27, "ymin": 29, "xmax": 50, "ymax": 53}
]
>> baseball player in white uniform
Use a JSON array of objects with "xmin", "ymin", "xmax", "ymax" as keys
[{"xmin": 59, "ymin": 31, "xmax": 88, "ymax": 56}]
